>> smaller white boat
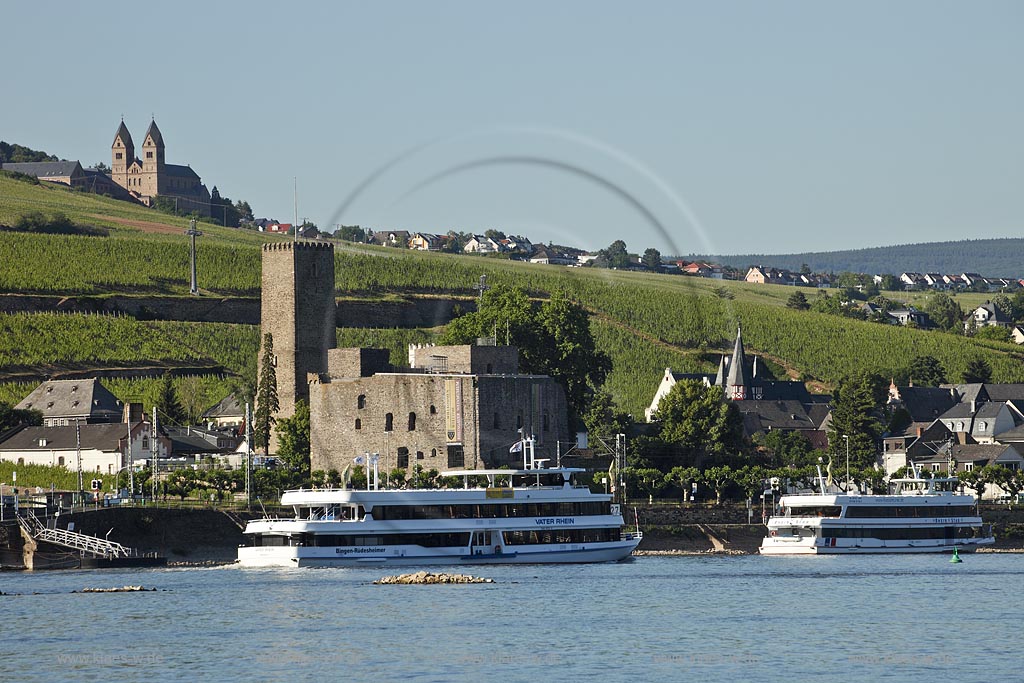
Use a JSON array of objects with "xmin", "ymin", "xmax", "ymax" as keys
[{"xmin": 759, "ymin": 461, "xmax": 994, "ymax": 555}]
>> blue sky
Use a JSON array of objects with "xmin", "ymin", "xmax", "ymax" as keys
[{"xmin": 4, "ymin": 1, "xmax": 1021, "ymax": 256}]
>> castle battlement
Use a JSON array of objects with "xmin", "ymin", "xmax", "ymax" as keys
[{"xmin": 262, "ymin": 242, "xmax": 334, "ymax": 252}]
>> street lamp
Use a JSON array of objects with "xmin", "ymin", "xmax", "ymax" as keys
[{"xmin": 842, "ymin": 434, "xmax": 850, "ymax": 493}]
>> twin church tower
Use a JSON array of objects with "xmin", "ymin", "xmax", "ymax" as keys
[{"xmin": 109, "ymin": 119, "xmax": 211, "ymax": 216}]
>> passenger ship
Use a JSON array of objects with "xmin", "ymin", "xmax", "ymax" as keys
[
  {"xmin": 759, "ymin": 462, "xmax": 994, "ymax": 555},
  {"xmin": 238, "ymin": 448, "xmax": 641, "ymax": 568}
]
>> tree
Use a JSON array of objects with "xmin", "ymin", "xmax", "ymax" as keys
[
  {"xmin": 334, "ymin": 225, "xmax": 366, "ymax": 242},
  {"xmin": 154, "ymin": 371, "xmax": 186, "ymax": 424},
  {"xmin": 827, "ymin": 372, "xmax": 885, "ymax": 470},
  {"xmin": 254, "ymin": 333, "xmax": 279, "ymax": 457},
  {"xmin": 234, "ymin": 200, "xmax": 254, "ymax": 223},
  {"xmin": 0, "ymin": 401, "xmax": 42, "ymax": 432},
  {"xmin": 275, "ymin": 400, "xmax": 311, "ymax": 473},
  {"xmin": 664, "ymin": 466, "xmax": 700, "ymax": 501},
  {"xmin": 642, "ymin": 248, "xmax": 662, "ymax": 272},
  {"xmin": 176, "ymin": 376, "xmax": 207, "ymax": 424},
  {"xmin": 599, "ymin": 240, "xmax": 631, "ymax": 269},
  {"xmin": 878, "ymin": 274, "xmax": 900, "ymax": 291},
  {"xmin": 702, "ymin": 465, "xmax": 736, "ymax": 505},
  {"xmin": 906, "ymin": 355, "xmax": 947, "ymax": 387},
  {"xmin": 439, "ymin": 286, "xmax": 608, "ymax": 419},
  {"xmin": 975, "ymin": 326, "xmax": 1011, "ymax": 343},
  {"xmin": 922, "ymin": 292, "xmax": 962, "ymax": 332},
  {"xmin": 582, "ymin": 391, "xmax": 631, "ymax": 443},
  {"xmin": 761, "ymin": 430, "xmax": 815, "ymax": 467},
  {"xmin": 962, "ymin": 357, "xmax": 993, "ymax": 384},
  {"xmin": 655, "ymin": 380, "xmax": 745, "ymax": 468},
  {"xmin": 484, "ymin": 229, "xmax": 506, "ymax": 242},
  {"xmin": 623, "ymin": 467, "xmax": 664, "ymax": 502},
  {"xmin": 786, "ymin": 291, "xmax": 809, "ymax": 310},
  {"xmin": 537, "ymin": 292, "xmax": 611, "ymax": 414}
]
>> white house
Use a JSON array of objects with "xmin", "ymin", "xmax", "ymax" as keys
[{"xmin": 0, "ymin": 421, "xmax": 169, "ymax": 475}]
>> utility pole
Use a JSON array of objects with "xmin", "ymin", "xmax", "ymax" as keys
[
  {"xmin": 184, "ymin": 217, "xmax": 203, "ymax": 295},
  {"xmin": 151, "ymin": 407, "xmax": 159, "ymax": 503},
  {"xmin": 245, "ymin": 402, "xmax": 253, "ymax": 508},
  {"xmin": 76, "ymin": 419, "xmax": 83, "ymax": 505}
]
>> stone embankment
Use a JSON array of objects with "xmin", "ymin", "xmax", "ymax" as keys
[{"xmin": 375, "ymin": 572, "xmax": 494, "ymax": 585}]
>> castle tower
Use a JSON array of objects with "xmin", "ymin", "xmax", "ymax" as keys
[
  {"xmin": 140, "ymin": 119, "xmax": 165, "ymax": 197},
  {"xmin": 260, "ymin": 242, "xmax": 337, "ymax": 431},
  {"xmin": 111, "ymin": 121, "xmax": 134, "ymax": 189}
]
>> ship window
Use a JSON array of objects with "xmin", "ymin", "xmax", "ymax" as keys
[
  {"xmin": 408, "ymin": 412, "xmax": 416, "ymax": 431},
  {"xmin": 384, "ymin": 413, "xmax": 393, "ymax": 431},
  {"xmin": 397, "ymin": 448, "xmax": 409, "ymax": 469}
]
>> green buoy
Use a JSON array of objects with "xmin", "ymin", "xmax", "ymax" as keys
[{"xmin": 950, "ymin": 547, "xmax": 962, "ymax": 563}]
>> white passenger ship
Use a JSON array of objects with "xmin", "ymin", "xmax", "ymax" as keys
[
  {"xmin": 238, "ymin": 449, "xmax": 641, "ymax": 568},
  {"xmin": 759, "ymin": 463, "xmax": 994, "ymax": 555}
]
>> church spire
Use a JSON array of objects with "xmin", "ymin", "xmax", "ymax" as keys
[{"xmin": 726, "ymin": 324, "xmax": 748, "ymax": 400}]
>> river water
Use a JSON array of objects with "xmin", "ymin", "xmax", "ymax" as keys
[{"xmin": 1, "ymin": 554, "xmax": 1017, "ymax": 683}]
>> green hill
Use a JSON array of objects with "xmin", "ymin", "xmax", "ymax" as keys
[
  {"xmin": 3, "ymin": 174, "xmax": 1023, "ymax": 419},
  {"xmin": 694, "ymin": 238, "xmax": 1024, "ymax": 278}
]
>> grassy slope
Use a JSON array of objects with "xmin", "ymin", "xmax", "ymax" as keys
[{"xmin": 3, "ymin": 175, "xmax": 1022, "ymax": 418}]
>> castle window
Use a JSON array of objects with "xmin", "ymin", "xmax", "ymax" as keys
[
  {"xmin": 355, "ymin": 419, "xmax": 361, "ymax": 430},
  {"xmin": 357, "ymin": 395, "xmax": 366, "ymax": 409},
  {"xmin": 385, "ymin": 413, "xmax": 393, "ymax": 432},
  {"xmin": 416, "ymin": 451, "xmax": 424, "ymax": 460},
  {"xmin": 408, "ymin": 412, "xmax": 416, "ymax": 431},
  {"xmin": 397, "ymin": 448, "xmax": 409, "ymax": 469},
  {"xmin": 146, "ymin": 152, "xmax": 153, "ymax": 159},
  {"xmin": 116, "ymin": 152, "xmax": 123, "ymax": 160},
  {"xmin": 430, "ymin": 405, "xmax": 436, "ymax": 415},
  {"xmin": 447, "ymin": 445, "xmax": 465, "ymax": 468}
]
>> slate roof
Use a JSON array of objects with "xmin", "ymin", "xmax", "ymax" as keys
[
  {"xmin": 144, "ymin": 119, "xmax": 164, "ymax": 147},
  {"xmin": 1, "ymin": 161, "xmax": 82, "ymax": 178},
  {"xmin": 113, "ymin": 120, "xmax": 134, "ymax": 147},
  {"xmin": 915, "ymin": 443, "xmax": 1023, "ymax": 465},
  {"xmin": 16, "ymin": 379, "xmax": 123, "ymax": 423},
  {"xmin": 940, "ymin": 401, "xmax": 1006, "ymax": 421},
  {"xmin": 164, "ymin": 163, "xmax": 200, "ymax": 179},
  {"xmin": 0, "ymin": 423, "xmax": 127, "ymax": 452},
  {"xmin": 734, "ymin": 400, "xmax": 818, "ymax": 432},
  {"xmin": 201, "ymin": 393, "xmax": 244, "ymax": 420},
  {"xmin": 163, "ymin": 426, "xmax": 239, "ymax": 455},
  {"xmin": 890, "ymin": 386, "xmax": 959, "ymax": 423},
  {"xmin": 980, "ymin": 384, "xmax": 1024, "ymax": 402}
]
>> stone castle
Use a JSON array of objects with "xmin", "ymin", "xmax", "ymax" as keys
[{"xmin": 260, "ymin": 242, "xmax": 571, "ymax": 472}]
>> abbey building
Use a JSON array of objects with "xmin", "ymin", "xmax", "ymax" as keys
[{"xmin": 109, "ymin": 119, "xmax": 211, "ymax": 216}]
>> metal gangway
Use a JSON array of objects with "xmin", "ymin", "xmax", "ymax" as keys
[{"xmin": 18, "ymin": 514, "xmax": 131, "ymax": 559}]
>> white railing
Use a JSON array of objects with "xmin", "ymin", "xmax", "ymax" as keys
[{"xmin": 18, "ymin": 514, "xmax": 131, "ymax": 559}]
